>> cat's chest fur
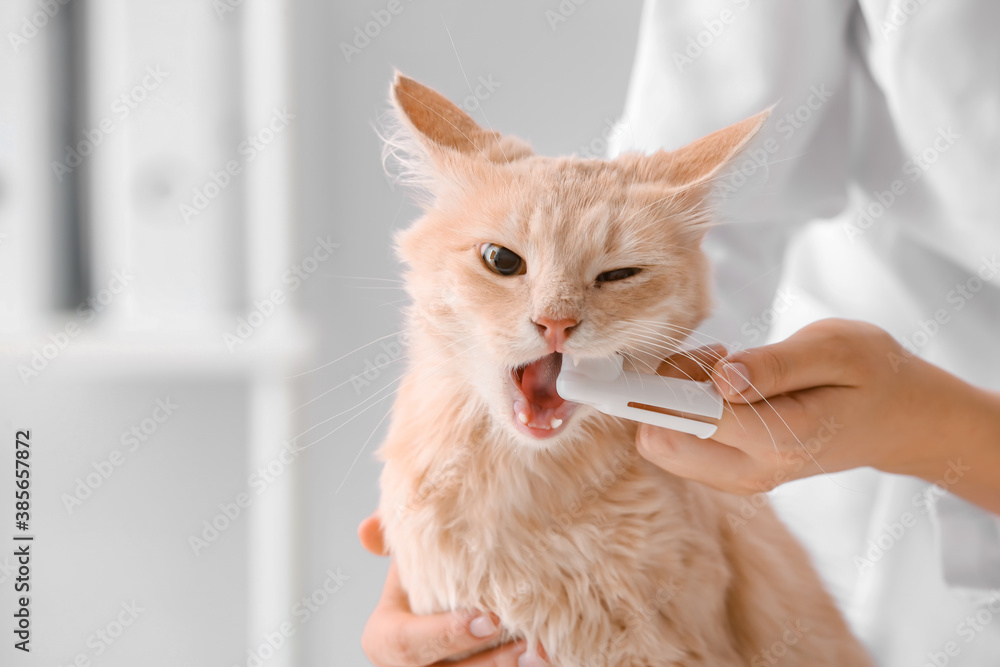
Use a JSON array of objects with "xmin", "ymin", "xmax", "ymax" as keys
[{"xmin": 379, "ymin": 412, "xmax": 737, "ymax": 664}]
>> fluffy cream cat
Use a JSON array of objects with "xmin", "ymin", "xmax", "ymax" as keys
[{"xmin": 376, "ymin": 74, "xmax": 871, "ymax": 666}]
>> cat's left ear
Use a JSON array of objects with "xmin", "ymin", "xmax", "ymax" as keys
[
  {"xmin": 641, "ymin": 108, "xmax": 772, "ymax": 191},
  {"xmin": 385, "ymin": 73, "xmax": 533, "ymax": 195}
]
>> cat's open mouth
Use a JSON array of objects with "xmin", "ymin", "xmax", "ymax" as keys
[{"xmin": 508, "ymin": 352, "xmax": 578, "ymax": 439}]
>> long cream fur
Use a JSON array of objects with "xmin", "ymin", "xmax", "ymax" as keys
[{"xmin": 376, "ymin": 74, "xmax": 872, "ymax": 666}]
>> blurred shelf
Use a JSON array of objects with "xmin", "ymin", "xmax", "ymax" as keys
[{"xmin": 0, "ymin": 312, "xmax": 313, "ymax": 380}]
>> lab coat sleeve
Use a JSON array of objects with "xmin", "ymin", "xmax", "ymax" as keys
[
  {"xmin": 852, "ymin": 0, "xmax": 1000, "ymax": 593},
  {"xmin": 608, "ymin": 0, "xmax": 856, "ymax": 344},
  {"xmin": 933, "ymin": 493, "xmax": 1000, "ymax": 591}
]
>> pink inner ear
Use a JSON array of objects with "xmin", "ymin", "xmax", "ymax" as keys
[
  {"xmin": 650, "ymin": 108, "xmax": 772, "ymax": 188},
  {"xmin": 390, "ymin": 74, "xmax": 535, "ymax": 165},
  {"xmin": 393, "ymin": 75, "xmax": 487, "ymax": 153}
]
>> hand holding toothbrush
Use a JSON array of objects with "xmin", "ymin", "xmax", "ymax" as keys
[{"xmin": 635, "ymin": 318, "xmax": 1000, "ymax": 514}]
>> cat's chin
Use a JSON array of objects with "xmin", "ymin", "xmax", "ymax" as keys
[{"xmin": 506, "ymin": 352, "xmax": 579, "ymax": 442}]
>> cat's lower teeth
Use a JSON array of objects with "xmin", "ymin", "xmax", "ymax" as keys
[
  {"xmin": 518, "ymin": 412, "xmax": 529, "ymax": 424},
  {"xmin": 551, "ymin": 418, "xmax": 563, "ymax": 428}
]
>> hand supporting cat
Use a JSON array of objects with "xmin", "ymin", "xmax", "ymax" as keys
[{"xmin": 359, "ymin": 515, "xmax": 544, "ymax": 667}]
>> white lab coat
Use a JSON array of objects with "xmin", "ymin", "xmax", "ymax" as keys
[{"xmin": 609, "ymin": 1, "xmax": 1000, "ymax": 664}]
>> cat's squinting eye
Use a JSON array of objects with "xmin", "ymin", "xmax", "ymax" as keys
[
  {"xmin": 480, "ymin": 243, "xmax": 526, "ymax": 276},
  {"xmin": 596, "ymin": 267, "xmax": 642, "ymax": 282}
]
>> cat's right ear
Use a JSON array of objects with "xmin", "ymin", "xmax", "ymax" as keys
[
  {"xmin": 638, "ymin": 108, "xmax": 773, "ymax": 192},
  {"xmin": 383, "ymin": 73, "xmax": 532, "ymax": 196}
]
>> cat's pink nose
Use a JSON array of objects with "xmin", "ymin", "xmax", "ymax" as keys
[{"xmin": 533, "ymin": 317, "xmax": 578, "ymax": 352}]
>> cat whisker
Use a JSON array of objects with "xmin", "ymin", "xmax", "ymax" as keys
[
  {"xmin": 620, "ymin": 324, "xmax": 729, "ymax": 366},
  {"xmin": 292, "ymin": 323, "xmax": 475, "ymax": 412},
  {"xmin": 333, "ymin": 350, "xmax": 493, "ymax": 493},
  {"xmin": 290, "ymin": 352, "xmax": 409, "ymax": 413},
  {"xmin": 318, "ymin": 274, "xmax": 406, "ymax": 284},
  {"xmin": 624, "ymin": 333, "xmax": 783, "ymax": 457},
  {"xmin": 290, "ymin": 332, "xmax": 478, "ymax": 432},
  {"xmin": 441, "ymin": 18, "xmax": 528, "ymax": 210},
  {"xmin": 619, "ymin": 334, "xmax": 744, "ymax": 420},
  {"xmin": 620, "ymin": 348, "xmax": 750, "ymax": 434},
  {"xmin": 337, "ymin": 285, "xmax": 408, "ymax": 290},
  {"xmin": 286, "ymin": 329, "xmax": 407, "ymax": 379},
  {"xmin": 292, "ymin": 342, "xmax": 483, "ymax": 454},
  {"xmin": 623, "ymin": 320, "xmax": 838, "ymax": 477},
  {"xmin": 621, "ymin": 319, "xmax": 731, "ymax": 353},
  {"xmin": 620, "ymin": 326, "xmax": 785, "ymax": 451},
  {"xmin": 334, "ymin": 397, "xmax": 396, "ymax": 493}
]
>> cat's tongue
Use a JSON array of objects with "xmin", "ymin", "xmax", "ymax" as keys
[{"xmin": 520, "ymin": 353, "xmax": 564, "ymax": 408}]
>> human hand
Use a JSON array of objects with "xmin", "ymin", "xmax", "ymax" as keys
[
  {"xmin": 358, "ymin": 515, "xmax": 546, "ymax": 666},
  {"xmin": 636, "ymin": 319, "xmax": 1000, "ymax": 511}
]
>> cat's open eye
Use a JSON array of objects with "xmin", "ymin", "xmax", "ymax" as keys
[
  {"xmin": 596, "ymin": 267, "xmax": 642, "ymax": 283},
  {"xmin": 480, "ymin": 243, "xmax": 526, "ymax": 276}
]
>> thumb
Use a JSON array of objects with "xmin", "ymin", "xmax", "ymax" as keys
[
  {"xmin": 358, "ymin": 513, "xmax": 387, "ymax": 556},
  {"xmin": 712, "ymin": 325, "xmax": 855, "ymax": 403}
]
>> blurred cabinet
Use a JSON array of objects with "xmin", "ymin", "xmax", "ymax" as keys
[{"xmin": 0, "ymin": 1, "xmax": 305, "ymax": 665}]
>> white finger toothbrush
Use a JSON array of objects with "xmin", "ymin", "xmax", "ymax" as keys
[{"xmin": 555, "ymin": 354, "xmax": 724, "ymax": 439}]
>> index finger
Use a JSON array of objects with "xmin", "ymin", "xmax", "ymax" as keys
[
  {"xmin": 711, "ymin": 321, "xmax": 861, "ymax": 403},
  {"xmin": 656, "ymin": 344, "xmax": 728, "ymax": 381}
]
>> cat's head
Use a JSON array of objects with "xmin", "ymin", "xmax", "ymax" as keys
[{"xmin": 384, "ymin": 74, "xmax": 767, "ymax": 449}]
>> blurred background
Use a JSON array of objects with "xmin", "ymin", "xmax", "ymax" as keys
[{"xmin": 0, "ymin": 1, "xmax": 644, "ymax": 665}]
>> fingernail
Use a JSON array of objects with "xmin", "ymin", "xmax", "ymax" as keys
[
  {"xmin": 518, "ymin": 650, "xmax": 549, "ymax": 666},
  {"xmin": 469, "ymin": 612, "xmax": 499, "ymax": 638},
  {"xmin": 722, "ymin": 362, "xmax": 750, "ymax": 395}
]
